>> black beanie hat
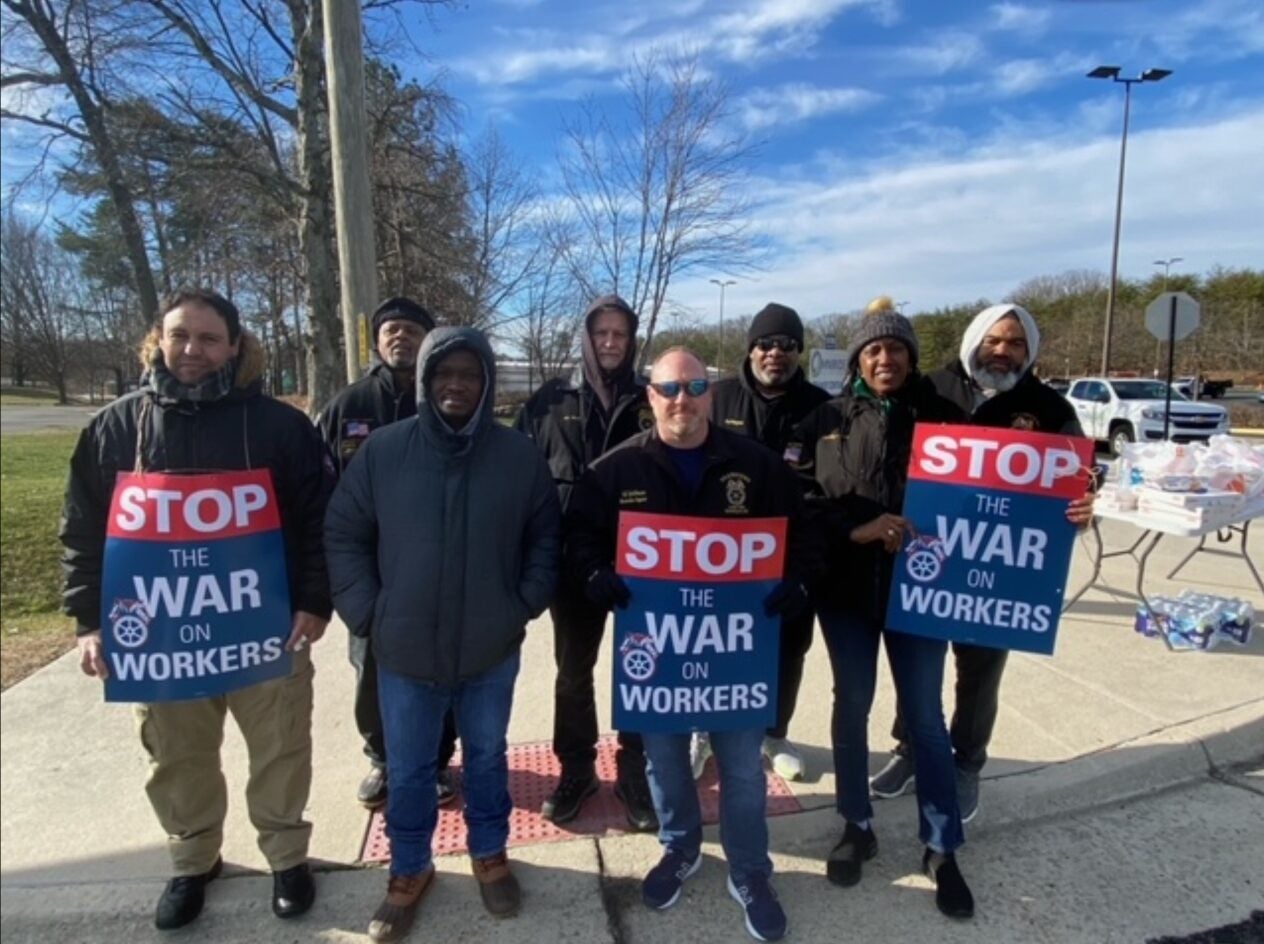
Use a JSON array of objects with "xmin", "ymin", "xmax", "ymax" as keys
[
  {"xmin": 844, "ymin": 310, "xmax": 920, "ymax": 369},
  {"xmin": 747, "ymin": 303, "xmax": 804, "ymax": 350},
  {"xmin": 372, "ymin": 296, "xmax": 435, "ymax": 339}
]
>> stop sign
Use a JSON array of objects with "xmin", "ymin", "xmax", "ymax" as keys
[{"xmin": 1145, "ymin": 291, "xmax": 1200, "ymax": 342}]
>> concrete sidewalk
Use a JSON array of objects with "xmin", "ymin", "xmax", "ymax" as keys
[{"xmin": 2, "ymin": 519, "xmax": 1261, "ymax": 943}]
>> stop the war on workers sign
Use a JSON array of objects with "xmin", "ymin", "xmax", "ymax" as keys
[
  {"xmin": 100, "ymin": 469, "xmax": 293, "ymax": 702},
  {"xmin": 885, "ymin": 424, "xmax": 1094, "ymax": 655},
  {"xmin": 613, "ymin": 511, "xmax": 786, "ymax": 733}
]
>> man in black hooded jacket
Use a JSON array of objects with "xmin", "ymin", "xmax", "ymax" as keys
[{"xmin": 514, "ymin": 294, "xmax": 657, "ymax": 829}]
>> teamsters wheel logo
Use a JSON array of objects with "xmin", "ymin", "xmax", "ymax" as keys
[
  {"xmin": 619, "ymin": 633, "xmax": 660, "ymax": 681},
  {"xmin": 108, "ymin": 599, "xmax": 152, "ymax": 649},
  {"xmin": 904, "ymin": 535, "xmax": 948, "ymax": 584}
]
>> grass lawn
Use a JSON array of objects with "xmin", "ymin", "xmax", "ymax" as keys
[{"xmin": 1, "ymin": 429, "xmax": 78, "ymax": 689}]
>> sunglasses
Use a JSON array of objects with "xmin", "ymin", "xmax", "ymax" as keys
[
  {"xmin": 754, "ymin": 336, "xmax": 800, "ymax": 353},
  {"xmin": 650, "ymin": 378, "xmax": 710, "ymax": 398}
]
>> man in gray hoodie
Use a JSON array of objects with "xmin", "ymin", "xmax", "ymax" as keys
[{"xmin": 325, "ymin": 327, "xmax": 561, "ymax": 943}]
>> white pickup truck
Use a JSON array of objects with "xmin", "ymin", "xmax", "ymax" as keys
[{"xmin": 1064, "ymin": 377, "xmax": 1229, "ymax": 456}]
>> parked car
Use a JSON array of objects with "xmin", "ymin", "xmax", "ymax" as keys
[
  {"xmin": 1171, "ymin": 375, "xmax": 1234, "ymax": 399},
  {"xmin": 1065, "ymin": 377, "xmax": 1229, "ymax": 456},
  {"xmin": 1044, "ymin": 377, "xmax": 1071, "ymax": 395}
]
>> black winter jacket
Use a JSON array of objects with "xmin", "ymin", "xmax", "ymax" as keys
[
  {"xmin": 788, "ymin": 376, "xmax": 965, "ymax": 620},
  {"xmin": 60, "ymin": 333, "xmax": 335, "ymax": 632},
  {"xmin": 514, "ymin": 376, "xmax": 652, "ymax": 511},
  {"xmin": 316, "ymin": 363, "xmax": 416, "ymax": 472},
  {"xmin": 324, "ymin": 327, "xmax": 561, "ymax": 684},
  {"xmin": 710, "ymin": 362, "xmax": 831, "ymax": 454},
  {"xmin": 565, "ymin": 425, "xmax": 823, "ymax": 590},
  {"xmin": 929, "ymin": 360, "xmax": 1083, "ymax": 435}
]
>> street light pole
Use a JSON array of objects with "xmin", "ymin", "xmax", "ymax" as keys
[
  {"xmin": 1153, "ymin": 256, "xmax": 1182, "ymax": 291},
  {"xmin": 1087, "ymin": 65, "xmax": 1172, "ymax": 377},
  {"xmin": 710, "ymin": 278, "xmax": 736, "ymax": 375}
]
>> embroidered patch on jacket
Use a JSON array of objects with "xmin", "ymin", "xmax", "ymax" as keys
[
  {"xmin": 343, "ymin": 420, "xmax": 373, "ymax": 438},
  {"xmin": 720, "ymin": 472, "xmax": 751, "ymax": 514},
  {"xmin": 1010, "ymin": 412, "xmax": 1038, "ymax": 430},
  {"xmin": 637, "ymin": 407, "xmax": 654, "ymax": 430},
  {"xmin": 783, "ymin": 444, "xmax": 802, "ymax": 463},
  {"xmin": 620, "ymin": 489, "xmax": 649, "ymax": 505},
  {"xmin": 724, "ymin": 418, "xmax": 745, "ymax": 427}
]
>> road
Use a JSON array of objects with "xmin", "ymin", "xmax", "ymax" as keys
[{"xmin": 0, "ymin": 404, "xmax": 98, "ymax": 435}]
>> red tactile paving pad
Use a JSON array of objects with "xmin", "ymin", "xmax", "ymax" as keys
[{"xmin": 360, "ymin": 734, "xmax": 803, "ymax": 862}]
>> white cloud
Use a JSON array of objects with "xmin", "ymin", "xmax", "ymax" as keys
[
  {"xmin": 989, "ymin": 3, "xmax": 1050, "ymax": 34},
  {"xmin": 737, "ymin": 83, "xmax": 880, "ymax": 130},
  {"xmin": 452, "ymin": 0, "xmax": 879, "ymax": 87},
  {"xmin": 892, "ymin": 31, "xmax": 985, "ymax": 76},
  {"xmin": 671, "ymin": 109, "xmax": 1264, "ymax": 319}
]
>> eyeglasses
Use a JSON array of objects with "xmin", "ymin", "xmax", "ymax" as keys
[
  {"xmin": 649, "ymin": 378, "xmax": 710, "ymax": 398},
  {"xmin": 754, "ymin": 336, "xmax": 800, "ymax": 353}
]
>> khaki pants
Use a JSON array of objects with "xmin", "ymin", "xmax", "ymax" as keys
[{"xmin": 135, "ymin": 648, "xmax": 314, "ymax": 875}]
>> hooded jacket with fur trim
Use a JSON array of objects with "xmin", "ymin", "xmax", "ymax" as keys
[
  {"xmin": 323, "ymin": 327, "xmax": 561, "ymax": 684},
  {"xmin": 59, "ymin": 330, "xmax": 335, "ymax": 631}
]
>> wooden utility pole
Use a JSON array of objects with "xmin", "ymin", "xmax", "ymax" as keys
[{"xmin": 322, "ymin": 0, "xmax": 378, "ymax": 381}]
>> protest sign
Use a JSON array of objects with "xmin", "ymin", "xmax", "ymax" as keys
[
  {"xmin": 885, "ymin": 424, "xmax": 1094, "ymax": 655},
  {"xmin": 613, "ymin": 511, "xmax": 785, "ymax": 733},
  {"xmin": 100, "ymin": 469, "xmax": 292, "ymax": 702}
]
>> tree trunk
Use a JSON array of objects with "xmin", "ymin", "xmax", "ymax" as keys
[{"xmin": 289, "ymin": 0, "xmax": 341, "ymax": 414}]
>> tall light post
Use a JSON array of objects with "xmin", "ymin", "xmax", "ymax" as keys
[
  {"xmin": 710, "ymin": 278, "xmax": 736, "ymax": 375},
  {"xmin": 1087, "ymin": 65, "xmax": 1172, "ymax": 377},
  {"xmin": 896, "ymin": 300, "xmax": 910, "ymax": 314},
  {"xmin": 1153, "ymin": 256, "xmax": 1182, "ymax": 290}
]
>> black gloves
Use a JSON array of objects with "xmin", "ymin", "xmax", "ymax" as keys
[
  {"xmin": 763, "ymin": 577, "xmax": 810, "ymax": 621},
  {"xmin": 585, "ymin": 567, "xmax": 631, "ymax": 610}
]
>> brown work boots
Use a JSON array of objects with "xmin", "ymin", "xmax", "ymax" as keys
[
  {"xmin": 471, "ymin": 851, "xmax": 521, "ymax": 917},
  {"xmin": 367, "ymin": 867, "xmax": 435, "ymax": 943}
]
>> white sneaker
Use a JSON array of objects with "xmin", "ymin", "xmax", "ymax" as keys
[
  {"xmin": 689, "ymin": 732, "xmax": 712, "ymax": 780},
  {"xmin": 762, "ymin": 736, "xmax": 805, "ymax": 782}
]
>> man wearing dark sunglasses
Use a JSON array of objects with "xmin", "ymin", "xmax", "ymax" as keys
[
  {"xmin": 710, "ymin": 303, "xmax": 831, "ymax": 784},
  {"xmin": 564, "ymin": 346, "xmax": 822, "ymax": 942},
  {"xmin": 514, "ymin": 294, "xmax": 657, "ymax": 832}
]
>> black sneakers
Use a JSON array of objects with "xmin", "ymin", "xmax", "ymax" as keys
[
  {"xmin": 540, "ymin": 770, "xmax": 599, "ymax": 824},
  {"xmin": 614, "ymin": 754, "xmax": 658, "ymax": 832},
  {"xmin": 923, "ymin": 849, "xmax": 975, "ymax": 919},
  {"xmin": 154, "ymin": 856, "xmax": 223, "ymax": 930},
  {"xmin": 869, "ymin": 752, "xmax": 916, "ymax": 798},
  {"xmin": 358, "ymin": 765, "xmax": 388, "ymax": 808},
  {"xmin": 826, "ymin": 822, "xmax": 878, "ymax": 887},
  {"xmin": 956, "ymin": 767, "xmax": 980, "ymax": 824},
  {"xmin": 436, "ymin": 768, "xmax": 458, "ymax": 807}
]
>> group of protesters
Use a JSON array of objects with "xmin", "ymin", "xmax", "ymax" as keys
[{"xmin": 60, "ymin": 286, "xmax": 1092, "ymax": 942}]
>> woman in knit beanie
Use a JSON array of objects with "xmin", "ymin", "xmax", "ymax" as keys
[{"xmin": 788, "ymin": 303, "xmax": 977, "ymax": 919}]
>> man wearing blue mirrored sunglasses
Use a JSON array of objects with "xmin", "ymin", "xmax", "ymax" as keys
[{"xmin": 565, "ymin": 347, "xmax": 825, "ymax": 943}]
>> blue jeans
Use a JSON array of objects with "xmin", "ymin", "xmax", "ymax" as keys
[
  {"xmin": 817, "ymin": 604, "xmax": 964, "ymax": 854},
  {"xmin": 378, "ymin": 651, "xmax": 520, "ymax": 875},
  {"xmin": 642, "ymin": 727, "xmax": 771, "ymax": 883}
]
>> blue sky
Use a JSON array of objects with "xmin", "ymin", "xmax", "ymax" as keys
[{"xmin": 406, "ymin": 0, "xmax": 1264, "ymax": 322}]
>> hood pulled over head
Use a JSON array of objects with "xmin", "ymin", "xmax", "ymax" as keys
[
  {"xmin": 959, "ymin": 303, "xmax": 1040, "ymax": 384},
  {"xmin": 416, "ymin": 325, "xmax": 496, "ymax": 437},
  {"xmin": 580, "ymin": 294, "xmax": 638, "ymax": 409}
]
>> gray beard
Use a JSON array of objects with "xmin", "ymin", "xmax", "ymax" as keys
[{"xmin": 970, "ymin": 361, "xmax": 1021, "ymax": 393}]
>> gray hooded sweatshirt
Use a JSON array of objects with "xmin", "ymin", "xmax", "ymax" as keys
[{"xmin": 324, "ymin": 326, "xmax": 561, "ymax": 683}]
